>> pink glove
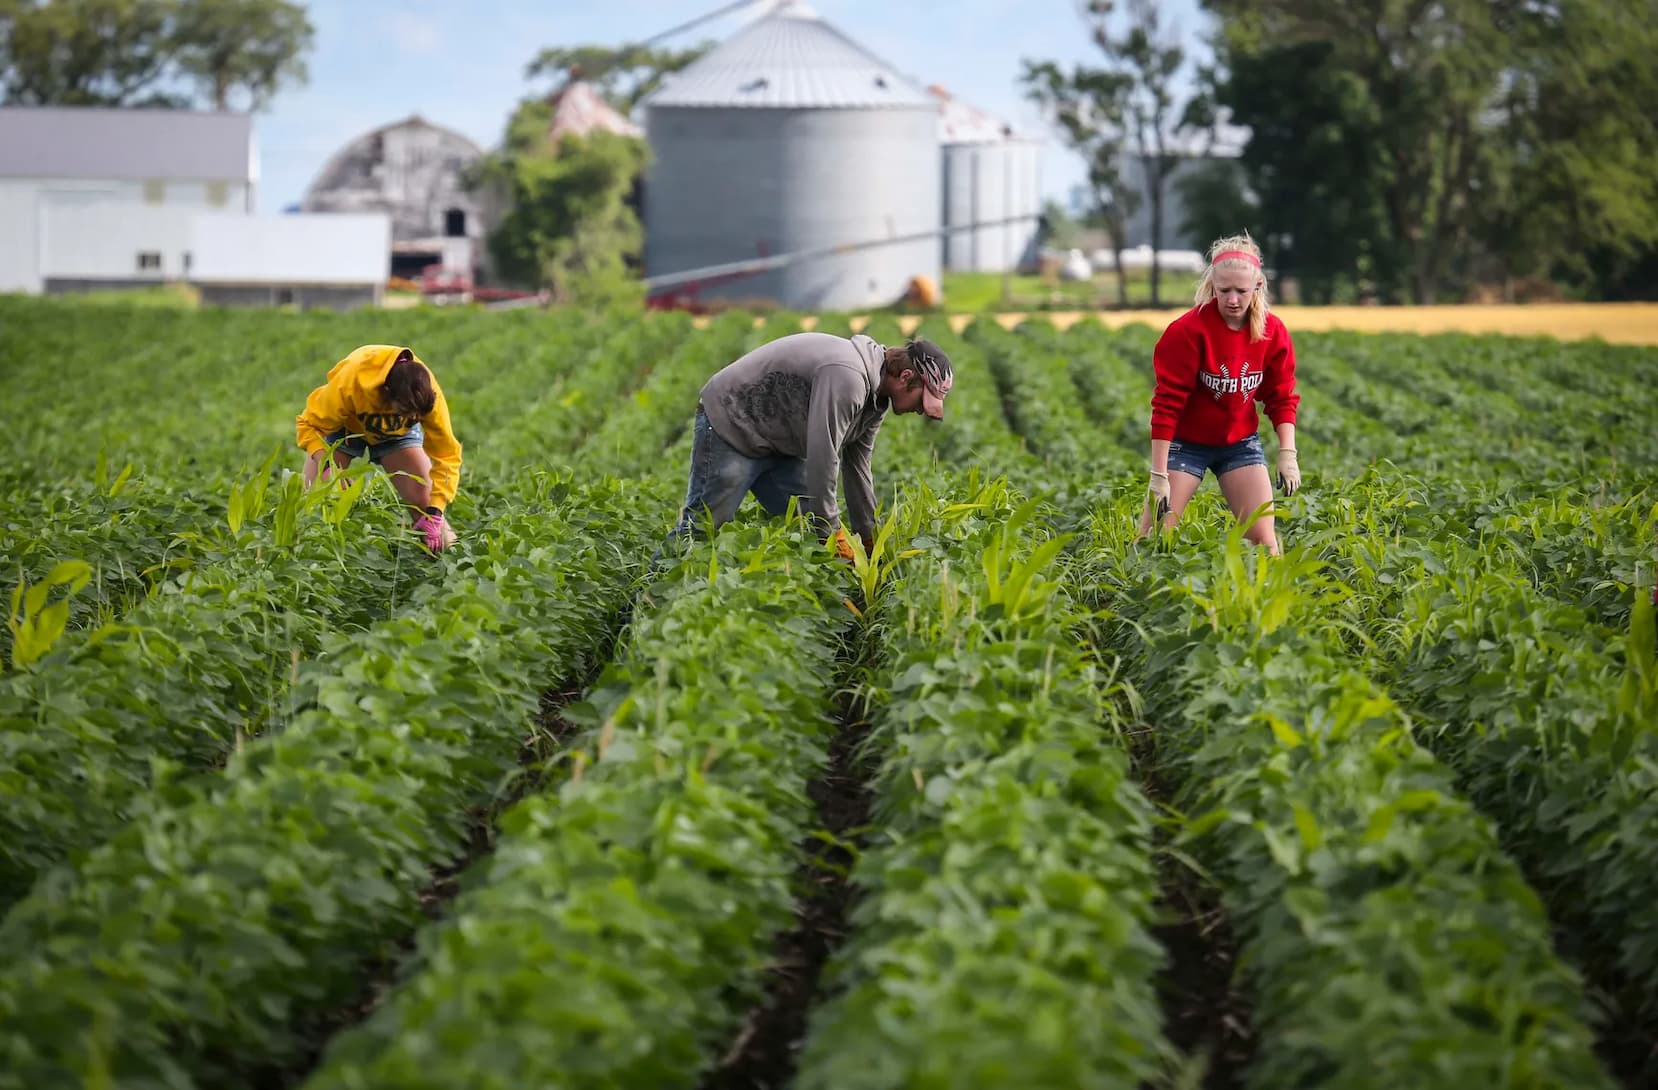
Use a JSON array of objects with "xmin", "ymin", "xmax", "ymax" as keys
[{"xmin": 413, "ymin": 511, "xmax": 450, "ymax": 553}]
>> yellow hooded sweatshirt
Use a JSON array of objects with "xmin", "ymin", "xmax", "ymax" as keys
[{"xmin": 295, "ymin": 345, "xmax": 463, "ymax": 511}]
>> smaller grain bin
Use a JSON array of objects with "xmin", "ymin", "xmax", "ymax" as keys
[
  {"xmin": 934, "ymin": 86, "xmax": 1043, "ymax": 274},
  {"xmin": 641, "ymin": 0, "xmax": 940, "ymax": 311}
]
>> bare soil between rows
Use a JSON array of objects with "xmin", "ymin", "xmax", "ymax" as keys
[{"xmin": 700, "ymin": 637, "xmax": 875, "ymax": 1090}]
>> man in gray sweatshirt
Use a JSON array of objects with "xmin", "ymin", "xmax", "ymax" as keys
[{"xmin": 670, "ymin": 332, "xmax": 953, "ymax": 558}]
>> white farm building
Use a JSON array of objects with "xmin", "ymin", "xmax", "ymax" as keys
[
  {"xmin": 0, "ymin": 106, "xmax": 390, "ymax": 309},
  {"xmin": 0, "ymin": 106, "xmax": 255, "ymax": 294}
]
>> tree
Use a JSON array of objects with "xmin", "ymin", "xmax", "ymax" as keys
[
  {"xmin": 170, "ymin": 0, "xmax": 311, "ymax": 111},
  {"xmin": 524, "ymin": 42, "xmax": 707, "ymax": 113},
  {"xmin": 1080, "ymin": 0, "xmax": 1188, "ymax": 306},
  {"xmin": 0, "ymin": 0, "xmax": 179, "ymax": 105},
  {"xmin": 0, "ymin": 0, "xmax": 311, "ymax": 111},
  {"xmin": 1477, "ymin": 0, "xmax": 1658, "ymax": 299},
  {"xmin": 477, "ymin": 99, "xmax": 650, "ymax": 305},
  {"xmin": 478, "ymin": 41, "xmax": 706, "ymax": 303},
  {"xmin": 1202, "ymin": 0, "xmax": 1658, "ymax": 304},
  {"xmin": 1025, "ymin": 1, "xmax": 1204, "ymax": 307},
  {"xmin": 1022, "ymin": 59, "xmax": 1136, "ymax": 305},
  {"xmin": 1203, "ymin": 41, "xmax": 1393, "ymax": 302}
]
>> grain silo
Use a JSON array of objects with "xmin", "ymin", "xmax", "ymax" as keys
[
  {"xmin": 641, "ymin": 0, "xmax": 939, "ymax": 311},
  {"xmin": 934, "ymin": 86, "xmax": 1043, "ymax": 274}
]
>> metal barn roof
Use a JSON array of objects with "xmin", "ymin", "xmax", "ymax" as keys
[
  {"xmin": 548, "ymin": 81, "xmax": 643, "ymax": 143},
  {"xmin": 644, "ymin": 0, "xmax": 933, "ymax": 110},
  {"xmin": 0, "ymin": 106, "xmax": 253, "ymax": 182}
]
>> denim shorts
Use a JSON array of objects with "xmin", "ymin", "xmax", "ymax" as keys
[
  {"xmin": 325, "ymin": 423, "xmax": 424, "ymax": 462},
  {"xmin": 1167, "ymin": 433, "xmax": 1266, "ymax": 479}
]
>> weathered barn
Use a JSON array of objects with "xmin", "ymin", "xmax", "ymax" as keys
[{"xmin": 301, "ymin": 115, "xmax": 487, "ymax": 282}]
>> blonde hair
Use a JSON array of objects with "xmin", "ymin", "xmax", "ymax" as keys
[{"xmin": 1194, "ymin": 232, "xmax": 1269, "ymax": 342}]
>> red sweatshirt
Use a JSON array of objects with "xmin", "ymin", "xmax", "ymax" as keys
[{"xmin": 1149, "ymin": 301, "xmax": 1299, "ymax": 444}]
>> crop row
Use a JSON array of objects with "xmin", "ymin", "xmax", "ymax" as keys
[
  {"xmin": 795, "ymin": 485, "xmax": 1172, "ymax": 1088},
  {"xmin": 305, "ymin": 517, "xmax": 844, "ymax": 1089},
  {"xmin": 0, "ymin": 472, "xmax": 666, "ymax": 1088},
  {"xmin": 1299, "ymin": 486, "xmax": 1658, "ymax": 1026},
  {"xmin": 0, "ymin": 468, "xmax": 434, "ymax": 908},
  {"xmin": 1085, "ymin": 507, "xmax": 1616, "ymax": 1088}
]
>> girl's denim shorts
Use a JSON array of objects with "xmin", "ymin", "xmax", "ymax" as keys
[
  {"xmin": 1168, "ymin": 433, "xmax": 1266, "ymax": 479},
  {"xmin": 325, "ymin": 423, "xmax": 425, "ymax": 462}
]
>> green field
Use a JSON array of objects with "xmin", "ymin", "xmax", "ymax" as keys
[{"xmin": 1, "ymin": 295, "xmax": 1656, "ymax": 1089}]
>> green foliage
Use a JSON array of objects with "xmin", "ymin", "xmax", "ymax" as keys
[
  {"xmin": 305, "ymin": 519, "xmax": 843, "ymax": 1090},
  {"xmin": 0, "ymin": 475, "xmax": 663, "ymax": 1088},
  {"xmin": 1198, "ymin": 0, "xmax": 1658, "ymax": 302},
  {"xmin": 479, "ymin": 102, "xmax": 649, "ymax": 303},
  {"xmin": 1301, "ymin": 478, "xmax": 1658, "ymax": 1030},
  {"xmin": 796, "ymin": 479, "xmax": 1174, "ymax": 1089},
  {"xmin": 0, "ymin": 0, "xmax": 313, "ymax": 110},
  {"xmin": 0, "ymin": 476, "xmax": 422, "ymax": 909},
  {"xmin": 0, "ymin": 297, "xmax": 1656, "ymax": 1086},
  {"xmin": 523, "ymin": 41, "xmax": 707, "ymax": 112},
  {"xmin": 5, "ymin": 559, "xmax": 90, "ymax": 668},
  {"xmin": 1086, "ymin": 512, "xmax": 1617, "ymax": 1089}
]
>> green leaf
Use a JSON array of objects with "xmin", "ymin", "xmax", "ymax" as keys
[{"xmin": 1264, "ymin": 714, "xmax": 1303, "ymax": 749}]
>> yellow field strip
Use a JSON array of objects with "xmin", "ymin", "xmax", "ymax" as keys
[{"xmin": 698, "ymin": 303, "xmax": 1658, "ymax": 346}]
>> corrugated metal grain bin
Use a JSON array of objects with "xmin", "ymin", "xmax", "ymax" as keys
[
  {"xmin": 642, "ymin": 0, "xmax": 939, "ymax": 311},
  {"xmin": 935, "ymin": 87, "xmax": 1042, "ymax": 274}
]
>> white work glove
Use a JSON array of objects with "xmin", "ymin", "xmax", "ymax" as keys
[
  {"xmin": 1148, "ymin": 471, "xmax": 1171, "ymax": 522},
  {"xmin": 1276, "ymin": 447, "xmax": 1301, "ymax": 496}
]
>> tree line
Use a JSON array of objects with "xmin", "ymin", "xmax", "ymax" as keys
[
  {"xmin": 7, "ymin": 0, "xmax": 1655, "ymax": 305},
  {"xmin": 1024, "ymin": 0, "xmax": 1658, "ymax": 305},
  {"xmin": 0, "ymin": 0, "xmax": 312, "ymax": 111}
]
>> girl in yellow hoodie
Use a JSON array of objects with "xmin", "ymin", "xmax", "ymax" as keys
[{"xmin": 297, "ymin": 345, "xmax": 463, "ymax": 552}]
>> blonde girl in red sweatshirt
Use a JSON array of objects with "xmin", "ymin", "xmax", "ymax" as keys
[
  {"xmin": 1137, "ymin": 233, "xmax": 1301, "ymax": 554},
  {"xmin": 297, "ymin": 345, "xmax": 462, "ymax": 553}
]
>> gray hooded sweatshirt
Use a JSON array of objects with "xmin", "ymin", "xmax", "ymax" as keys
[{"xmin": 699, "ymin": 332, "xmax": 887, "ymax": 537}]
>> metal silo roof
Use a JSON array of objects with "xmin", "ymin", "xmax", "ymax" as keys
[
  {"xmin": 644, "ymin": 0, "xmax": 934, "ymax": 110},
  {"xmin": 931, "ymin": 85, "xmax": 1037, "ymax": 145}
]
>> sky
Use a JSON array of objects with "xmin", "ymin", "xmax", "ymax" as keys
[{"xmin": 255, "ymin": 0, "xmax": 1212, "ymax": 216}]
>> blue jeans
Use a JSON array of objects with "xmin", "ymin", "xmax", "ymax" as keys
[
  {"xmin": 325, "ymin": 423, "xmax": 425, "ymax": 463},
  {"xmin": 670, "ymin": 408, "xmax": 809, "ymax": 537},
  {"xmin": 1167, "ymin": 433, "xmax": 1266, "ymax": 480}
]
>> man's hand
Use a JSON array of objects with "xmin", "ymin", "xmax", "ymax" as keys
[
  {"xmin": 1276, "ymin": 447, "xmax": 1301, "ymax": 496},
  {"xmin": 1148, "ymin": 471, "xmax": 1171, "ymax": 522}
]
